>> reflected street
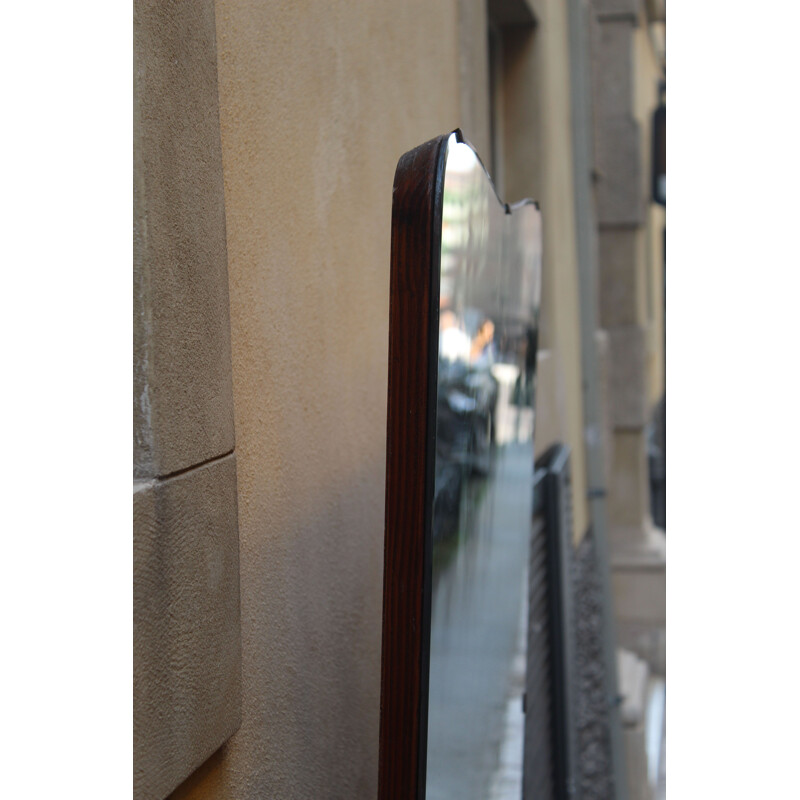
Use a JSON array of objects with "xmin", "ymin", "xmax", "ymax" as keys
[{"xmin": 426, "ymin": 442, "xmax": 534, "ymax": 800}]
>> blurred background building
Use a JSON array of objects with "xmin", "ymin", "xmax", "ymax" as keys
[{"xmin": 133, "ymin": 0, "xmax": 665, "ymax": 798}]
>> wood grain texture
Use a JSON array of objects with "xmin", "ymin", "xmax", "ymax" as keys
[{"xmin": 378, "ymin": 133, "xmax": 448, "ymax": 800}]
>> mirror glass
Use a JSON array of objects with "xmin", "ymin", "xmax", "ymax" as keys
[{"xmin": 425, "ymin": 133, "xmax": 542, "ymax": 800}]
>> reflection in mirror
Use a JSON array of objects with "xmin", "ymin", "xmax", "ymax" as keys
[
  {"xmin": 426, "ymin": 134, "xmax": 541, "ymax": 800},
  {"xmin": 378, "ymin": 130, "xmax": 541, "ymax": 800}
]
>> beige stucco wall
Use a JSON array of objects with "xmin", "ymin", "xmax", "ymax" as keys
[{"xmin": 171, "ymin": 2, "xmax": 463, "ymax": 797}]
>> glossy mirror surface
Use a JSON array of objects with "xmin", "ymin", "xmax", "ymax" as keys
[{"xmin": 425, "ymin": 134, "xmax": 542, "ymax": 800}]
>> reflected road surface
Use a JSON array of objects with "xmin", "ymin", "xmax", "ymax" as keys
[{"xmin": 426, "ymin": 441, "xmax": 533, "ymax": 800}]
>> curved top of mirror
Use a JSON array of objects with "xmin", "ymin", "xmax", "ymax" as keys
[{"xmin": 438, "ymin": 130, "xmax": 541, "ymax": 358}]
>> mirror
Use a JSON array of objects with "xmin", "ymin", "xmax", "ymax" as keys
[{"xmin": 379, "ymin": 131, "xmax": 542, "ymax": 800}]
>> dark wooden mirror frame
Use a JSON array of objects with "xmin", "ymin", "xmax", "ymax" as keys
[
  {"xmin": 378, "ymin": 129, "xmax": 540, "ymax": 800},
  {"xmin": 379, "ymin": 131, "xmax": 446, "ymax": 800}
]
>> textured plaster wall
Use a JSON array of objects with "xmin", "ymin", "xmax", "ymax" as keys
[{"xmin": 170, "ymin": 2, "xmax": 461, "ymax": 798}]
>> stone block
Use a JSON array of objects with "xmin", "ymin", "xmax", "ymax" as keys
[
  {"xmin": 608, "ymin": 325, "xmax": 648, "ymax": 428},
  {"xmin": 593, "ymin": 20, "xmax": 634, "ymax": 119},
  {"xmin": 598, "ymin": 229, "xmax": 640, "ymax": 328},
  {"xmin": 595, "ymin": 0, "xmax": 640, "ymax": 21},
  {"xmin": 612, "ymin": 561, "xmax": 666, "ymax": 626},
  {"xmin": 607, "ymin": 429, "xmax": 649, "ymax": 551},
  {"xmin": 133, "ymin": 455, "xmax": 241, "ymax": 800},
  {"xmin": 596, "ymin": 115, "xmax": 644, "ymax": 227},
  {"xmin": 134, "ymin": 0, "xmax": 235, "ymax": 479}
]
